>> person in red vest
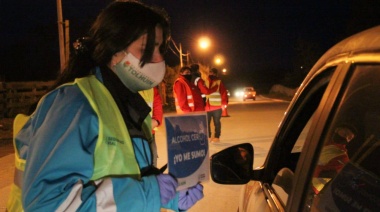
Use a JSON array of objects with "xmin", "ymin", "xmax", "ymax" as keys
[
  {"xmin": 314, "ymin": 124, "xmax": 356, "ymax": 178},
  {"xmin": 139, "ymin": 86, "xmax": 163, "ymax": 167},
  {"xmin": 205, "ymin": 68, "xmax": 228, "ymax": 143},
  {"xmin": 173, "ymin": 66, "xmax": 206, "ymax": 113},
  {"xmin": 190, "ymin": 64, "xmax": 214, "ymax": 105}
]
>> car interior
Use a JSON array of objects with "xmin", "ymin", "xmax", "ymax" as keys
[{"xmin": 306, "ymin": 64, "xmax": 380, "ymax": 210}]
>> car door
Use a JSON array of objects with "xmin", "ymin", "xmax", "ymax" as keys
[
  {"xmin": 289, "ymin": 61, "xmax": 380, "ymax": 211},
  {"xmin": 240, "ymin": 65, "xmax": 339, "ymax": 211}
]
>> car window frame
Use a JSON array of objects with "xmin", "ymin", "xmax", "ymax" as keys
[
  {"xmin": 287, "ymin": 62, "xmax": 353, "ymax": 211},
  {"xmin": 259, "ymin": 66, "xmax": 337, "ymax": 184},
  {"xmin": 304, "ymin": 63, "xmax": 380, "ymax": 211},
  {"xmin": 251, "ymin": 65, "xmax": 340, "ymax": 210}
]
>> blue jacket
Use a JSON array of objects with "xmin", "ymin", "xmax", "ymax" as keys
[{"xmin": 14, "ymin": 68, "xmax": 179, "ymax": 211}]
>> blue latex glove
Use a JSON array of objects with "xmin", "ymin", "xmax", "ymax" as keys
[
  {"xmin": 156, "ymin": 174, "xmax": 178, "ymax": 205},
  {"xmin": 178, "ymin": 184, "xmax": 204, "ymax": 210}
]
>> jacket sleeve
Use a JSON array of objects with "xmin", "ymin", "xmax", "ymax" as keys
[
  {"xmin": 18, "ymin": 85, "xmax": 180, "ymax": 212},
  {"xmin": 196, "ymin": 78, "xmax": 218, "ymax": 94},
  {"xmin": 152, "ymin": 86, "xmax": 163, "ymax": 126},
  {"xmin": 173, "ymin": 80, "xmax": 192, "ymax": 112},
  {"xmin": 219, "ymin": 81, "xmax": 229, "ymax": 105}
]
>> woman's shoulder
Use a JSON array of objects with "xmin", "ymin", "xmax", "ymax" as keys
[
  {"xmin": 47, "ymin": 83, "xmax": 85, "ymax": 102},
  {"xmin": 37, "ymin": 83, "xmax": 93, "ymax": 115}
]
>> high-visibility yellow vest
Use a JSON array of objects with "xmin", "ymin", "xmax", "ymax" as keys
[
  {"xmin": 7, "ymin": 75, "xmax": 149, "ymax": 211},
  {"xmin": 173, "ymin": 78, "xmax": 194, "ymax": 113},
  {"xmin": 139, "ymin": 88, "xmax": 154, "ymax": 117},
  {"xmin": 206, "ymin": 79, "xmax": 221, "ymax": 106},
  {"xmin": 6, "ymin": 114, "xmax": 29, "ymax": 212},
  {"xmin": 139, "ymin": 88, "xmax": 161, "ymax": 133}
]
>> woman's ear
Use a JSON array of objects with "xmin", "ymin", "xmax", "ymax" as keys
[{"xmin": 111, "ymin": 51, "xmax": 126, "ymax": 66}]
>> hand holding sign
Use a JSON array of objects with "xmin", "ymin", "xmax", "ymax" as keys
[
  {"xmin": 165, "ymin": 112, "xmax": 210, "ymax": 191},
  {"xmin": 178, "ymin": 184, "xmax": 204, "ymax": 210},
  {"xmin": 156, "ymin": 174, "xmax": 178, "ymax": 204}
]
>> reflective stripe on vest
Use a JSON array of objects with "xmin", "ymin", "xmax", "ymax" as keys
[
  {"xmin": 174, "ymin": 78, "xmax": 194, "ymax": 113},
  {"xmin": 206, "ymin": 80, "xmax": 221, "ymax": 106},
  {"xmin": 7, "ymin": 75, "xmax": 145, "ymax": 211}
]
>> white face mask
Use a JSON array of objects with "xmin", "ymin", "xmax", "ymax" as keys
[{"xmin": 113, "ymin": 52, "xmax": 165, "ymax": 92}]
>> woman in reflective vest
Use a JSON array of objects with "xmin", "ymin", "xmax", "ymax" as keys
[
  {"xmin": 7, "ymin": 2, "xmax": 203, "ymax": 211},
  {"xmin": 205, "ymin": 68, "xmax": 228, "ymax": 142}
]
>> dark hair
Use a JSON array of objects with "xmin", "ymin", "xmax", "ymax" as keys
[
  {"xmin": 210, "ymin": 68, "xmax": 218, "ymax": 75},
  {"xmin": 180, "ymin": 66, "xmax": 191, "ymax": 73},
  {"xmin": 190, "ymin": 64, "xmax": 199, "ymax": 73},
  {"xmin": 52, "ymin": 0, "xmax": 170, "ymax": 89}
]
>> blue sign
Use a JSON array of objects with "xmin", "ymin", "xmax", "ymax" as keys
[{"xmin": 165, "ymin": 112, "xmax": 209, "ymax": 190}]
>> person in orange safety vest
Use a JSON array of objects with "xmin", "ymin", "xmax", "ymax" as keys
[{"xmin": 173, "ymin": 66, "xmax": 216, "ymax": 113}]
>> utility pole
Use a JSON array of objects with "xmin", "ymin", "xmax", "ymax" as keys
[
  {"xmin": 171, "ymin": 39, "xmax": 189, "ymax": 67},
  {"xmin": 179, "ymin": 43, "xmax": 183, "ymax": 67},
  {"xmin": 64, "ymin": 20, "xmax": 70, "ymax": 65},
  {"xmin": 57, "ymin": 0, "xmax": 65, "ymax": 72},
  {"xmin": 186, "ymin": 51, "xmax": 190, "ymax": 66}
]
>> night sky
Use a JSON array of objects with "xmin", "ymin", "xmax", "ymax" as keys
[{"xmin": 1, "ymin": 0, "xmax": 380, "ymax": 92}]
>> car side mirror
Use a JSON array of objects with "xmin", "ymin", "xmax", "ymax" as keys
[{"xmin": 210, "ymin": 143, "xmax": 254, "ymax": 184}]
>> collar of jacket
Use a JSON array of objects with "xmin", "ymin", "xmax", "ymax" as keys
[{"xmin": 98, "ymin": 66, "xmax": 150, "ymax": 137}]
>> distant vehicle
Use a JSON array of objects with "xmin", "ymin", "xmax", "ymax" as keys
[
  {"xmin": 210, "ymin": 25, "xmax": 380, "ymax": 211},
  {"xmin": 243, "ymin": 87, "xmax": 256, "ymax": 101}
]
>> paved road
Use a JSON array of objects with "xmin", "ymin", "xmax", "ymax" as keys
[
  {"xmin": 156, "ymin": 96, "xmax": 289, "ymax": 212},
  {"xmin": 0, "ymin": 96, "xmax": 289, "ymax": 211}
]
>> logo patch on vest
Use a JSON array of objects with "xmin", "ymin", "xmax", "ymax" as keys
[{"xmin": 105, "ymin": 136, "xmax": 125, "ymax": 145}]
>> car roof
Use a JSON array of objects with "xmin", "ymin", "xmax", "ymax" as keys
[{"xmin": 301, "ymin": 25, "xmax": 380, "ymax": 85}]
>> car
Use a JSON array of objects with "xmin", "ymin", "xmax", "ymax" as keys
[
  {"xmin": 243, "ymin": 87, "xmax": 256, "ymax": 101},
  {"xmin": 210, "ymin": 25, "xmax": 380, "ymax": 211}
]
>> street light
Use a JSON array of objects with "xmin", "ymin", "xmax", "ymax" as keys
[
  {"xmin": 214, "ymin": 58, "xmax": 221, "ymax": 65},
  {"xmin": 169, "ymin": 36, "xmax": 220, "ymax": 67},
  {"xmin": 198, "ymin": 36, "xmax": 211, "ymax": 50},
  {"xmin": 196, "ymin": 36, "xmax": 212, "ymax": 66},
  {"xmin": 213, "ymin": 54, "xmax": 225, "ymax": 66}
]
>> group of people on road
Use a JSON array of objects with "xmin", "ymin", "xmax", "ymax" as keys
[
  {"xmin": 7, "ymin": 1, "xmax": 203, "ymax": 211},
  {"xmin": 173, "ymin": 64, "xmax": 229, "ymax": 143}
]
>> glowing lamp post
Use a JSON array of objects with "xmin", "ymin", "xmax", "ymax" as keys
[
  {"xmin": 215, "ymin": 58, "xmax": 222, "ymax": 65},
  {"xmin": 198, "ymin": 36, "xmax": 211, "ymax": 50},
  {"xmin": 213, "ymin": 54, "xmax": 224, "ymax": 66},
  {"xmin": 197, "ymin": 36, "xmax": 212, "ymax": 65}
]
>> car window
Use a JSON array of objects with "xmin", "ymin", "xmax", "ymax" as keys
[
  {"xmin": 268, "ymin": 67, "xmax": 336, "ymax": 206},
  {"xmin": 268, "ymin": 67, "xmax": 335, "ymax": 172},
  {"xmin": 305, "ymin": 64, "xmax": 380, "ymax": 211},
  {"xmin": 272, "ymin": 113, "xmax": 314, "ymax": 206},
  {"xmin": 291, "ymin": 114, "xmax": 314, "ymax": 153}
]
